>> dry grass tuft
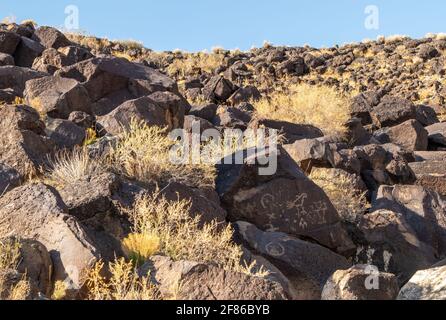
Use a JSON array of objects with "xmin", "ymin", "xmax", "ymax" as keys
[
  {"xmin": 122, "ymin": 233, "xmax": 160, "ymax": 267},
  {"xmin": 51, "ymin": 281, "xmax": 67, "ymax": 300},
  {"xmin": 46, "ymin": 147, "xmax": 104, "ymax": 186},
  {"xmin": 109, "ymin": 120, "xmax": 215, "ymax": 188},
  {"xmin": 86, "ymin": 258, "xmax": 158, "ymax": 300},
  {"xmin": 309, "ymin": 168, "xmax": 369, "ymax": 223},
  {"xmin": 127, "ymin": 192, "xmax": 244, "ymax": 272},
  {"xmin": 166, "ymin": 52, "xmax": 225, "ymax": 78},
  {"xmin": 0, "ymin": 238, "xmax": 31, "ymax": 300},
  {"xmin": 252, "ymin": 84, "xmax": 351, "ymax": 137}
]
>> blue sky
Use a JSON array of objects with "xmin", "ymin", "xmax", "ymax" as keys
[{"xmin": 1, "ymin": 1, "xmax": 445, "ymax": 51}]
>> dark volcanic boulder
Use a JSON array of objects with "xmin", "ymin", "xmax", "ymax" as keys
[
  {"xmin": 97, "ymin": 96, "xmax": 183, "ymax": 136},
  {"xmin": 55, "ymin": 57, "xmax": 178, "ymax": 103},
  {"xmin": 0, "ymin": 31, "xmax": 20, "ymax": 55},
  {"xmin": 32, "ymin": 26, "xmax": 72, "ymax": 49},
  {"xmin": 251, "ymin": 118, "xmax": 323, "ymax": 143},
  {"xmin": 14, "ymin": 37, "xmax": 45, "ymax": 68},
  {"xmin": 202, "ymin": 75, "xmax": 237, "ymax": 103},
  {"xmin": 398, "ymin": 265, "xmax": 446, "ymax": 300},
  {"xmin": 0, "ymin": 105, "xmax": 53, "ymax": 179},
  {"xmin": 373, "ymin": 184, "xmax": 446, "ymax": 259},
  {"xmin": 0, "ymin": 183, "xmax": 99, "ymax": 290},
  {"xmin": 373, "ymin": 119, "xmax": 428, "ymax": 152},
  {"xmin": 236, "ymin": 221, "xmax": 350, "ymax": 300},
  {"xmin": 357, "ymin": 209, "xmax": 437, "ymax": 284},
  {"xmin": 370, "ymin": 97, "xmax": 416, "ymax": 128},
  {"xmin": 322, "ymin": 265, "xmax": 399, "ymax": 300},
  {"xmin": 44, "ymin": 117, "xmax": 86, "ymax": 149},
  {"xmin": 426, "ymin": 122, "xmax": 446, "ymax": 147},
  {"xmin": 216, "ymin": 146, "xmax": 354, "ymax": 253},
  {"xmin": 0, "ymin": 65, "xmax": 47, "ymax": 94},
  {"xmin": 24, "ymin": 75, "xmax": 92, "ymax": 118},
  {"xmin": 140, "ymin": 255, "xmax": 288, "ymax": 300}
]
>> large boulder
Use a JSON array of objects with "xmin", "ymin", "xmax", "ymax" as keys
[
  {"xmin": 0, "ymin": 31, "xmax": 20, "ymax": 55},
  {"xmin": 31, "ymin": 26, "xmax": 72, "ymax": 49},
  {"xmin": 24, "ymin": 75, "xmax": 92, "ymax": 118},
  {"xmin": 283, "ymin": 138, "xmax": 331, "ymax": 174},
  {"xmin": 216, "ymin": 146, "xmax": 354, "ymax": 253},
  {"xmin": 157, "ymin": 182, "xmax": 227, "ymax": 226},
  {"xmin": 97, "ymin": 96, "xmax": 182, "ymax": 136},
  {"xmin": 44, "ymin": 117, "xmax": 86, "ymax": 149},
  {"xmin": 55, "ymin": 57, "xmax": 178, "ymax": 103},
  {"xmin": 202, "ymin": 75, "xmax": 237, "ymax": 103},
  {"xmin": 0, "ymin": 105, "xmax": 53, "ymax": 179},
  {"xmin": 0, "ymin": 65, "xmax": 47, "ymax": 94},
  {"xmin": 370, "ymin": 97, "xmax": 416, "ymax": 128},
  {"xmin": 356, "ymin": 209, "xmax": 437, "ymax": 284},
  {"xmin": 0, "ymin": 184, "xmax": 99, "ymax": 291},
  {"xmin": 251, "ymin": 119, "xmax": 323, "ymax": 143},
  {"xmin": 426, "ymin": 122, "xmax": 446, "ymax": 147},
  {"xmin": 140, "ymin": 255, "xmax": 288, "ymax": 300},
  {"xmin": 236, "ymin": 221, "xmax": 350, "ymax": 299},
  {"xmin": 14, "ymin": 37, "xmax": 45, "ymax": 68},
  {"xmin": 373, "ymin": 185, "xmax": 446, "ymax": 259},
  {"xmin": 398, "ymin": 265, "xmax": 446, "ymax": 300},
  {"xmin": 322, "ymin": 265, "xmax": 399, "ymax": 300},
  {"xmin": 373, "ymin": 119, "xmax": 428, "ymax": 152}
]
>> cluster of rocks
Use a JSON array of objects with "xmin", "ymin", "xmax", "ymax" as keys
[{"xmin": 1, "ymin": 22, "xmax": 445, "ymax": 300}]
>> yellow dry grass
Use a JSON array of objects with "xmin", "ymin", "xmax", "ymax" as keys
[
  {"xmin": 109, "ymin": 120, "xmax": 216, "ymax": 188},
  {"xmin": 46, "ymin": 147, "xmax": 104, "ymax": 187},
  {"xmin": 309, "ymin": 168, "xmax": 369, "ymax": 223},
  {"xmin": 166, "ymin": 52, "xmax": 225, "ymax": 78},
  {"xmin": 86, "ymin": 258, "xmax": 158, "ymax": 300},
  {"xmin": 122, "ymin": 233, "xmax": 160, "ymax": 267},
  {"xmin": 252, "ymin": 84, "xmax": 351, "ymax": 137},
  {"xmin": 0, "ymin": 238, "xmax": 31, "ymax": 300}
]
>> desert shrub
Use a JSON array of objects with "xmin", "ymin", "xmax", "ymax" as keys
[
  {"xmin": 86, "ymin": 258, "xmax": 158, "ymax": 300},
  {"xmin": 309, "ymin": 168, "xmax": 369, "ymax": 223},
  {"xmin": 127, "ymin": 193, "xmax": 244, "ymax": 271},
  {"xmin": 46, "ymin": 147, "xmax": 104, "ymax": 186},
  {"xmin": 252, "ymin": 84, "xmax": 351, "ymax": 137},
  {"xmin": 114, "ymin": 39, "xmax": 144, "ymax": 51},
  {"xmin": 166, "ymin": 52, "xmax": 224, "ymax": 78},
  {"xmin": 0, "ymin": 238, "xmax": 31, "ymax": 300},
  {"xmin": 127, "ymin": 192, "xmax": 268, "ymax": 277},
  {"xmin": 109, "ymin": 120, "xmax": 215, "ymax": 188}
]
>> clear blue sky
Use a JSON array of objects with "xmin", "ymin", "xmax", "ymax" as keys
[{"xmin": 1, "ymin": 0, "xmax": 445, "ymax": 52}]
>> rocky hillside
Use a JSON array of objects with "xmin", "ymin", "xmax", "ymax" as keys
[{"xmin": 0, "ymin": 21, "xmax": 445, "ymax": 300}]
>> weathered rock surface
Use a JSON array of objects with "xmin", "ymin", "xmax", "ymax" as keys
[
  {"xmin": 140, "ymin": 255, "xmax": 288, "ymax": 300},
  {"xmin": 236, "ymin": 221, "xmax": 350, "ymax": 299},
  {"xmin": 216, "ymin": 146, "xmax": 354, "ymax": 253},
  {"xmin": 398, "ymin": 265, "xmax": 446, "ymax": 300},
  {"xmin": 0, "ymin": 184, "xmax": 99, "ymax": 290},
  {"xmin": 322, "ymin": 265, "xmax": 399, "ymax": 300}
]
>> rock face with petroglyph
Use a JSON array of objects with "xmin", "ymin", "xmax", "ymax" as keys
[{"xmin": 217, "ymin": 146, "xmax": 354, "ymax": 253}]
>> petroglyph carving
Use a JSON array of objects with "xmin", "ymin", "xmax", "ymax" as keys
[{"xmin": 265, "ymin": 241, "xmax": 285, "ymax": 257}]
